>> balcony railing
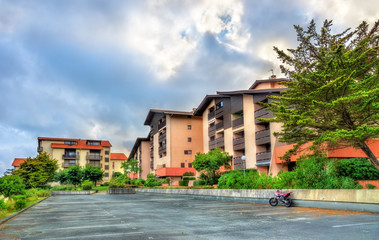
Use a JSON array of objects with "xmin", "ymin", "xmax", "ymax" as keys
[
  {"xmin": 215, "ymin": 108, "xmax": 224, "ymax": 118},
  {"xmin": 62, "ymin": 161, "xmax": 78, "ymax": 168},
  {"xmin": 88, "ymin": 162, "xmax": 101, "ymax": 168},
  {"xmin": 208, "ymin": 125, "xmax": 216, "ymax": 136},
  {"xmin": 208, "ymin": 111, "xmax": 215, "ymax": 120},
  {"xmin": 159, "ymin": 132, "xmax": 166, "ymax": 142},
  {"xmin": 86, "ymin": 154, "xmax": 102, "ymax": 161},
  {"xmin": 150, "ymin": 161, "xmax": 154, "ymax": 169},
  {"xmin": 216, "ymin": 137, "xmax": 224, "ymax": 148},
  {"xmin": 159, "ymin": 145, "xmax": 167, "ymax": 154},
  {"xmin": 216, "ymin": 122, "xmax": 224, "ymax": 131},
  {"xmin": 233, "ymin": 156, "xmax": 244, "ymax": 169},
  {"xmin": 208, "ymin": 140, "xmax": 216, "ymax": 150},
  {"xmin": 255, "ymin": 129, "xmax": 271, "ymax": 145},
  {"xmin": 62, "ymin": 153, "xmax": 78, "ymax": 160},
  {"xmin": 256, "ymin": 151, "xmax": 271, "ymax": 166},
  {"xmin": 232, "ymin": 117, "xmax": 244, "ymax": 129},
  {"xmin": 255, "ymin": 108, "xmax": 273, "ymax": 124},
  {"xmin": 158, "ymin": 120, "xmax": 166, "ymax": 130},
  {"xmin": 150, "ymin": 150, "xmax": 153, "ymax": 158},
  {"xmin": 233, "ymin": 137, "xmax": 245, "ymax": 150}
]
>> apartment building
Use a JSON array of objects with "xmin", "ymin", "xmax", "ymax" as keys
[
  {"xmin": 110, "ymin": 153, "xmax": 128, "ymax": 178},
  {"xmin": 194, "ymin": 76, "xmax": 289, "ymax": 174},
  {"xmin": 37, "ymin": 137, "xmax": 112, "ymax": 180},
  {"xmin": 128, "ymin": 137, "xmax": 150, "ymax": 179},
  {"xmin": 144, "ymin": 109, "xmax": 203, "ymax": 184},
  {"xmin": 12, "ymin": 158, "xmax": 26, "ymax": 171}
]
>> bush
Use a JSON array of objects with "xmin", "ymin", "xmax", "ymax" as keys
[
  {"xmin": 101, "ymin": 182, "xmax": 109, "ymax": 186},
  {"xmin": 81, "ymin": 180, "xmax": 94, "ymax": 190},
  {"xmin": 0, "ymin": 175, "xmax": 26, "ymax": 197},
  {"xmin": 0, "ymin": 199, "xmax": 7, "ymax": 210},
  {"xmin": 109, "ymin": 174, "xmax": 128, "ymax": 188},
  {"xmin": 366, "ymin": 184, "xmax": 376, "ymax": 189},
  {"xmin": 144, "ymin": 174, "xmax": 161, "ymax": 187},
  {"xmin": 14, "ymin": 195, "xmax": 27, "ymax": 210},
  {"xmin": 193, "ymin": 180, "xmax": 206, "ymax": 186},
  {"xmin": 112, "ymin": 172, "xmax": 123, "ymax": 178},
  {"xmin": 336, "ymin": 158, "xmax": 379, "ymax": 180},
  {"xmin": 179, "ymin": 180, "xmax": 189, "ymax": 186}
]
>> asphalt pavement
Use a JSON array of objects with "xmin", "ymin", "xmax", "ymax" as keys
[{"xmin": 0, "ymin": 193, "xmax": 378, "ymax": 240}]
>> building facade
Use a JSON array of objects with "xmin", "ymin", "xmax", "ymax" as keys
[
  {"xmin": 128, "ymin": 137, "xmax": 150, "ymax": 180},
  {"xmin": 144, "ymin": 109, "xmax": 203, "ymax": 184},
  {"xmin": 11, "ymin": 158, "xmax": 26, "ymax": 171},
  {"xmin": 37, "ymin": 137, "xmax": 112, "ymax": 180},
  {"xmin": 194, "ymin": 76, "xmax": 289, "ymax": 174},
  {"xmin": 110, "ymin": 153, "xmax": 128, "ymax": 178}
]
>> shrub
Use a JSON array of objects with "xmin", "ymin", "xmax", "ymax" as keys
[
  {"xmin": 366, "ymin": 184, "xmax": 376, "ymax": 189},
  {"xmin": 336, "ymin": 158, "xmax": 379, "ymax": 180},
  {"xmin": 101, "ymin": 182, "xmax": 109, "ymax": 186},
  {"xmin": 14, "ymin": 195, "xmax": 27, "ymax": 210},
  {"xmin": 81, "ymin": 180, "xmax": 94, "ymax": 190},
  {"xmin": 179, "ymin": 180, "xmax": 189, "ymax": 187},
  {"xmin": 144, "ymin": 174, "xmax": 161, "ymax": 187},
  {"xmin": 0, "ymin": 199, "xmax": 7, "ymax": 210},
  {"xmin": 193, "ymin": 180, "xmax": 206, "ymax": 187},
  {"xmin": 112, "ymin": 172, "xmax": 123, "ymax": 178},
  {"xmin": 109, "ymin": 174, "xmax": 128, "ymax": 188},
  {"xmin": 272, "ymin": 171, "xmax": 297, "ymax": 189},
  {"xmin": 0, "ymin": 175, "xmax": 25, "ymax": 197}
]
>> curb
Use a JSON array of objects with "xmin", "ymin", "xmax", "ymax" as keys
[{"xmin": 0, "ymin": 196, "xmax": 50, "ymax": 225}]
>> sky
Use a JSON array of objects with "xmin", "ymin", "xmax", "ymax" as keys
[{"xmin": 0, "ymin": 0, "xmax": 378, "ymax": 175}]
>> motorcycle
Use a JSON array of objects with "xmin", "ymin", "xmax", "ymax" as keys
[{"xmin": 269, "ymin": 190, "xmax": 293, "ymax": 207}]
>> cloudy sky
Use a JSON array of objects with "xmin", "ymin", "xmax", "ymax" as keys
[{"xmin": 0, "ymin": 0, "xmax": 378, "ymax": 174}]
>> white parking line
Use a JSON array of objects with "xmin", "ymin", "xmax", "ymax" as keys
[{"xmin": 332, "ymin": 222, "xmax": 379, "ymax": 228}]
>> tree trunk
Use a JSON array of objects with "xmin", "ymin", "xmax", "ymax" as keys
[{"xmin": 359, "ymin": 141, "xmax": 379, "ymax": 171}]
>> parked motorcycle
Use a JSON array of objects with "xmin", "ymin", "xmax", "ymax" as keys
[{"xmin": 269, "ymin": 190, "xmax": 293, "ymax": 207}]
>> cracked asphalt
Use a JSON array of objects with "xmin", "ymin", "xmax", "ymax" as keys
[{"xmin": 0, "ymin": 193, "xmax": 378, "ymax": 240}]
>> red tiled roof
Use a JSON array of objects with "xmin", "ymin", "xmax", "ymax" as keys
[
  {"xmin": 111, "ymin": 153, "xmax": 128, "ymax": 160},
  {"xmin": 12, "ymin": 158, "xmax": 26, "ymax": 167},
  {"xmin": 274, "ymin": 139, "xmax": 379, "ymax": 163},
  {"xmin": 50, "ymin": 139, "xmax": 112, "ymax": 149},
  {"xmin": 156, "ymin": 167, "xmax": 196, "ymax": 177}
]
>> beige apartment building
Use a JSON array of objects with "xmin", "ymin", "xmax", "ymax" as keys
[
  {"xmin": 194, "ymin": 76, "xmax": 290, "ymax": 174},
  {"xmin": 143, "ymin": 109, "xmax": 203, "ymax": 184},
  {"xmin": 128, "ymin": 137, "xmax": 150, "ymax": 180},
  {"xmin": 110, "ymin": 153, "xmax": 128, "ymax": 178},
  {"xmin": 37, "ymin": 137, "xmax": 112, "ymax": 180}
]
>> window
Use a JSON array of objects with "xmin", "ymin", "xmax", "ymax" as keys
[
  {"xmin": 187, "ymin": 125, "xmax": 192, "ymax": 130},
  {"xmin": 105, "ymin": 157, "xmax": 109, "ymax": 162},
  {"xmin": 105, "ymin": 172, "xmax": 109, "ymax": 177},
  {"xmin": 188, "ymin": 163, "xmax": 192, "ymax": 168},
  {"xmin": 210, "ymin": 136, "xmax": 215, "ymax": 141},
  {"xmin": 105, "ymin": 165, "xmax": 109, "ymax": 170},
  {"xmin": 209, "ymin": 107, "xmax": 215, "ymax": 113},
  {"xmin": 162, "ymin": 164, "xmax": 166, "ymax": 168},
  {"xmin": 184, "ymin": 150, "xmax": 192, "ymax": 155},
  {"xmin": 112, "ymin": 162, "xmax": 114, "ymax": 168},
  {"xmin": 216, "ymin": 101, "xmax": 224, "ymax": 110},
  {"xmin": 160, "ymin": 154, "xmax": 163, "ymax": 158},
  {"xmin": 87, "ymin": 141, "xmax": 101, "ymax": 146},
  {"xmin": 105, "ymin": 150, "xmax": 110, "ymax": 155},
  {"xmin": 188, "ymin": 137, "xmax": 192, "ymax": 142},
  {"xmin": 64, "ymin": 141, "xmax": 77, "ymax": 145},
  {"xmin": 181, "ymin": 163, "xmax": 185, "ymax": 168}
]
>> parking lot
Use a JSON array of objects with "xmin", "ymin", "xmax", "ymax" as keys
[{"xmin": 1, "ymin": 193, "xmax": 378, "ymax": 240}]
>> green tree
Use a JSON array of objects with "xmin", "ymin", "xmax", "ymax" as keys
[
  {"xmin": 121, "ymin": 158, "xmax": 141, "ymax": 179},
  {"xmin": 66, "ymin": 165, "xmax": 83, "ymax": 187},
  {"xmin": 82, "ymin": 165, "xmax": 104, "ymax": 186},
  {"xmin": 0, "ymin": 175, "xmax": 25, "ymax": 197},
  {"xmin": 192, "ymin": 148, "xmax": 232, "ymax": 185},
  {"xmin": 54, "ymin": 170, "xmax": 69, "ymax": 185},
  {"xmin": 14, "ymin": 152, "xmax": 58, "ymax": 188},
  {"xmin": 269, "ymin": 19, "xmax": 379, "ymax": 170}
]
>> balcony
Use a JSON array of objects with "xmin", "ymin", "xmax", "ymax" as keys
[
  {"xmin": 88, "ymin": 161, "xmax": 101, "ymax": 168},
  {"xmin": 233, "ymin": 137, "xmax": 245, "ymax": 151},
  {"xmin": 209, "ymin": 140, "xmax": 216, "ymax": 150},
  {"xmin": 159, "ymin": 132, "xmax": 166, "ymax": 142},
  {"xmin": 255, "ymin": 129, "xmax": 271, "ymax": 145},
  {"xmin": 232, "ymin": 117, "xmax": 244, "ymax": 129},
  {"xmin": 150, "ymin": 150, "xmax": 153, "ymax": 158},
  {"xmin": 86, "ymin": 154, "xmax": 102, "ymax": 161},
  {"xmin": 233, "ymin": 156, "xmax": 244, "ymax": 169},
  {"xmin": 62, "ymin": 161, "xmax": 78, "ymax": 168},
  {"xmin": 256, "ymin": 151, "xmax": 271, "ymax": 166},
  {"xmin": 216, "ymin": 122, "xmax": 224, "ymax": 131},
  {"xmin": 215, "ymin": 108, "xmax": 224, "ymax": 118},
  {"xmin": 158, "ymin": 120, "xmax": 166, "ymax": 130},
  {"xmin": 62, "ymin": 153, "xmax": 78, "ymax": 160},
  {"xmin": 208, "ymin": 111, "xmax": 215, "ymax": 120},
  {"xmin": 159, "ymin": 145, "xmax": 167, "ymax": 154},
  {"xmin": 216, "ymin": 137, "xmax": 224, "ymax": 148},
  {"xmin": 150, "ymin": 161, "xmax": 154, "ymax": 169},
  {"xmin": 208, "ymin": 125, "xmax": 216, "ymax": 136},
  {"xmin": 255, "ymin": 108, "xmax": 273, "ymax": 124}
]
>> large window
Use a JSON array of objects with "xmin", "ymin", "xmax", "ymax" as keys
[
  {"xmin": 184, "ymin": 150, "xmax": 192, "ymax": 155},
  {"xmin": 187, "ymin": 125, "xmax": 192, "ymax": 130}
]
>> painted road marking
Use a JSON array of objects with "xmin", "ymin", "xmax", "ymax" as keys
[{"xmin": 332, "ymin": 222, "xmax": 379, "ymax": 228}]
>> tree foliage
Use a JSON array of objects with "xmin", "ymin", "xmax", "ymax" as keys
[
  {"xmin": 0, "ymin": 175, "xmax": 25, "ymax": 197},
  {"xmin": 82, "ymin": 165, "xmax": 104, "ymax": 186},
  {"xmin": 269, "ymin": 19, "xmax": 379, "ymax": 169},
  {"xmin": 336, "ymin": 158, "xmax": 379, "ymax": 180},
  {"xmin": 121, "ymin": 158, "xmax": 141, "ymax": 178},
  {"xmin": 66, "ymin": 165, "xmax": 83, "ymax": 187},
  {"xmin": 14, "ymin": 152, "xmax": 58, "ymax": 188},
  {"xmin": 193, "ymin": 148, "xmax": 232, "ymax": 185}
]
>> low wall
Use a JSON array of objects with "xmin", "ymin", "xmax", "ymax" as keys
[
  {"xmin": 108, "ymin": 188, "xmax": 136, "ymax": 194},
  {"xmin": 51, "ymin": 191, "xmax": 92, "ymax": 195},
  {"xmin": 136, "ymin": 189, "xmax": 379, "ymax": 212}
]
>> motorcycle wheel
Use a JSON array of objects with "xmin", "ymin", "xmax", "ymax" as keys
[
  {"xmin": 285, "ymin": 198, "xmax": 292, "ymax": 207},
  {"xmin": 269, "ymin": 198, "xmax": 278, "ymax": 206}
]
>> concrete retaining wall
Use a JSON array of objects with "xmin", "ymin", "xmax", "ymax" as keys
[
  {"xmin": 108, "ymin": 188, "xmax": 136, "ymax": 194},
  {"xmin": 51, "ymin": 191, "xmax": 92, "ymax": 195},
  {"xmin": 136, "ymin": 189, "xmax": 379, "ymax": 212}
]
